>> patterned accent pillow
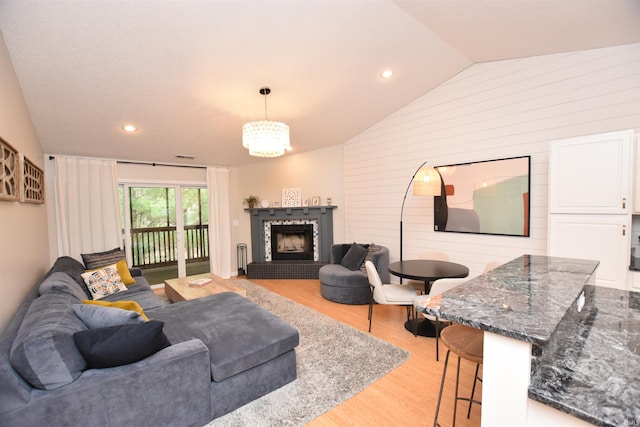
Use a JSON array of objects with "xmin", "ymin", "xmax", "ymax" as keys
[
  {"xmin": 360, "ymin": 243, "xmax": 382, "ymax": 274},
  {"xmin": 81, "ymin": 264, "xmax": 127, "ymax": 300},
  {"xmin": 81, "ymin": 247, "xmax": 126, "ymax": 270}
]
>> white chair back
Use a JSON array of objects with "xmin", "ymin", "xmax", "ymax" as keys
[
  {"xmin": 365, "ymin": 260, "xmax": 387, "ymax": 304},
  {"xmin": 483, "ymin": 260, "xmax": 503, "ymax": 273},
  {"xmin": 429, "ymin": 277, "xmax": 468, "ymax": 296}
]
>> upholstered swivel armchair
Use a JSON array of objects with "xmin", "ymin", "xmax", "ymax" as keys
[{"xmin": 319, "ymin": 243, "xmax": 389, "ymax": 305}]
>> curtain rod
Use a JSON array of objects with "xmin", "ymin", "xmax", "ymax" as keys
[{"xmin": 48, "ymin": 156, "xmax": 207, "ymax": 170}]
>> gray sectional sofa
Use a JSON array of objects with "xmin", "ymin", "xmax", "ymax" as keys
[
  {"xmin": 0, "ymin": 255, "xmax": 299, "ymax": 427},
  {"xmin": 319, "ymin": 243, "xmax": 390, "ymax": 304}
]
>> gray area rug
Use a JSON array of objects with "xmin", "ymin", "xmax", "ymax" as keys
[{"xmin": 205, "ymin": 279, "xmax": 410, "ymax": 427}]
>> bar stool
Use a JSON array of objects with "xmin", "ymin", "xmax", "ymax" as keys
[{"xmin": 433, "ymin": 324, "xmax": 483, "ymax": 427}]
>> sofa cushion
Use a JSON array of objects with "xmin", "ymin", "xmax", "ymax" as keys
[
  {"xmin": 81, "ymin": 264, "xmax": 128, "ymax": 300},
  {"xmin": 73, "ymin": 321, "xmax": 171, "ymax": 369},
  {"xmin": 49, "ymin": 256, "xmax": 93, "ymax": 298},
  {"xmin": 81, "ymin": 247, "xmax": 126, "ymax": 270},
  {"xmin": 72, "ymin": 304, "xmax": 145, "ymax": 328},
  {"xmin": 319, "ymin": 264, "xmax": 370, "ymax": 288},
  {"xmin": 341, "ymin": 243, "xmax": 367, "ymax": 271},
  {"xmin": 9, "ymin": 292, "xmax": 87, "ymax": 390},
  {"xmin": 148, "ymin": 292, "xmax": 299, "ymax": 382},
  {"xmin": 39, "ymin": 272, "xmax": 87, "ymax": 301}
]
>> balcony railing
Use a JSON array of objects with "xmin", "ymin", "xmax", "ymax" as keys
[{"xmin": 130, "ymin": 224, "xmax": 209, "ymax": 268}]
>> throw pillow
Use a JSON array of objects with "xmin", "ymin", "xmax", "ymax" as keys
[
  {"xmin": 115, "ymin": 259, "xmax": 136, "ymax": 285},
  {"xmin": 83, "ymin": 299, "xmax": 149, "ymax": 321},
  {"xmin": 81, "ymin": 264, "xmax": 127, "ymax": 300},
  {"xmin": 341, "ymin": 243, "xmax": 367, "ymax": 271},
  {"xmin": 81, "ymin": 247, "xmax": 126, "ymax": 270},
  {"xmin": 72, "ymin": 304, "xmax": 145, "ymax": 329},
  {"xmin": 360, "ymin": 243, "xmax": 382, "ymax": 274},
  {"xmin": 73, "ymin": 321, "xmax": 171, "ymax": 369}
]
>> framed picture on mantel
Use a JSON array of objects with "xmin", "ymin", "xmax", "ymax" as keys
[{"xmin": 311, "ymin": 196, "xmax": 320, "ymax": 206}]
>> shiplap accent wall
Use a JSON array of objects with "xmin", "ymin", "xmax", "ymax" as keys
[{"xmin": 344, "ymin": 43, "xmax": 640, "ymax": 278}]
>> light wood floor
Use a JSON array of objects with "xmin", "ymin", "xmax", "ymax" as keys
[
  {"xmin": 248, "ymin": 278, "xmax": 482, "ymax": 427},
  {"xmin": 158, "ymin": 278, "xmax": 482, "ymax": 427}
]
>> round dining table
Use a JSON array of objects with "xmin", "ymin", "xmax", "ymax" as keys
[{"xmin": 388, "ymin": 259, "xmax": 469, "ymax": 337}]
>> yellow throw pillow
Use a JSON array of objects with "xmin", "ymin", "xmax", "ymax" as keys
[
  {"xmin": 83, "ymin": 300, "xmax": 149, "ymax": 321},
  {"xmin": 115, "ymin": 259, "xmax": 136, "ymax": 285}
]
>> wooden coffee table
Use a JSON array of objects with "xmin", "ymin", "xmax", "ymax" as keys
[{"xmin": 164, "ymin": 273, "xmax": 247, "ymax": 302}]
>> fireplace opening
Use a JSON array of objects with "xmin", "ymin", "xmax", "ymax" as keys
[{"xmin": 271, "ymin": 224, "xmax": 314, "ymax": 261}]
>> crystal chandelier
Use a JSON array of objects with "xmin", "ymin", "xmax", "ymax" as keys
[{"xmin": 242, "ymin": 87, "xmax": 291, "ymax": 157}]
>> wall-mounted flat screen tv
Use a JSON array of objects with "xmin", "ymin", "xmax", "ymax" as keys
[{"xmin": 434, "ymin": 156, "xmax": 531, "ymax": 237}]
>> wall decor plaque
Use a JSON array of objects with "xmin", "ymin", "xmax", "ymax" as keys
[
  {"xmin": 22, "ymin": 155, "xmax": 44, "ymax": 204},
  {"xmin": 0, "ymin": 137, "xmax": 19, "ymax": 201}
]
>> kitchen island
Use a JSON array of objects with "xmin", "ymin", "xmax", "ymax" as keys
[{"xmin": 419, "ymin": 254, "xmax": 640, "ymax": 426}]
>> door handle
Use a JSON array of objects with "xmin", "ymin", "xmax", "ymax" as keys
[
  {"xmin": 623, "ymin": 198, "xmax": 627, "ymax": 209},
  {"xmin": 623, "ymin": 225, "xmax": 627, "ymax": 236}
]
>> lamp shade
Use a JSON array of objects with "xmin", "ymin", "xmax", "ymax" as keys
[
  {"xmin": 413, "ymin": 166, "xmax": 442, "ymax": 196},
  {"xmin": 242, "ymin": 120, "xmax": 291, "ymax": 158}
]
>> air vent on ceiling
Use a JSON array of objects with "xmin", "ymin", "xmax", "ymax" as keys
[{"xmin": 175, "ymin": 154, "xmax": 195, "ymax": 159}]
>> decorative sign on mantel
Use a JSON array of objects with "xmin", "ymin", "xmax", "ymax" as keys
[{"xmin": 281, "ymin": 188, "xmax": 302, "ymax": 207}]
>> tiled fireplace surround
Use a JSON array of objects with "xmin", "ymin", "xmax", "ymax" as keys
[{"xmin": 246, "ymin": 206, "xmax": 335, "ymax": 279}]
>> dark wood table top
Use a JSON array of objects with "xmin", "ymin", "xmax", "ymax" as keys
[{"xmin": 388, "ymin": 259, "xmax": 469, "ymax": 282}]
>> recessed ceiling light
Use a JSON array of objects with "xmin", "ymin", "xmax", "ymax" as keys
[
  {"xmin": 381, "ymin": 69, "xmax": 394, "ymax": 79},
  {"xmin": 122, "ymin": 124, "xmax": 138, "ymax": 133}
]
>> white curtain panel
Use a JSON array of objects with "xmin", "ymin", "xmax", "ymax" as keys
[
  {"xmin": 54, "ymin": 157, "xmax": 122, "ymax": 261},
  {"xmin": 207, "ymin": 167, "xmax": 231, "ymax": 278}
]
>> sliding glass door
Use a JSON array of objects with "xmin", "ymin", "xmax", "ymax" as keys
[{"xmin": 120, "ymin": 184, "xmax": 209, "ymax": 285}]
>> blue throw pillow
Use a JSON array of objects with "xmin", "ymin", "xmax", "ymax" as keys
[
  {"xmin": 73, "ymin": 321, "xmax": 171, "ymax": 369},
  {"xmin": 72, "ymin": 304, "xmax": 145, "ymax": 329},
  {"xmin": 341, "ymin": 243, "xmax": 367, "ymax": 271}
]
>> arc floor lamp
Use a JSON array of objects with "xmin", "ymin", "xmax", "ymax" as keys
[{"xmin": 399, "ymin": 161, "xmax": 442, "ymax": 262}]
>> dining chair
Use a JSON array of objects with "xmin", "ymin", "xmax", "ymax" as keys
[
  {"xmin": 365, "ymin": 260, "xmax": 417, "ymax": 333},
  {"xmin": 483, "ymin": 260, "xmax": 503, "ymax": 273},
  {"xmin": 433, "ymin": 324, "xmax": 484, "ymax": 427},
  {"xmin": 408, "ymin": 251, "xmax": 450, "ymax": 294},
  {"xmin": 414, "ymin": 277, "xmax": 468, "ymax": 360}
]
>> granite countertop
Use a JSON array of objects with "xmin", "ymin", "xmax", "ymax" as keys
[
  {"xmin": 529, "ymin": 285, "xmax": 640, "ymax": 426},
  {"xmin": 419, "ymin": 254, "xmax": 599, "ymax": 346},
  {"xmin": 417, "ymin": 254, "xmax": 640, "ymax": 426}
]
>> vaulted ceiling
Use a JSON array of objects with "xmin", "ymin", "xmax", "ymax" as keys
[{"xmin": 1, "ymin": 0, "xmax": 639, "ymax": 166}]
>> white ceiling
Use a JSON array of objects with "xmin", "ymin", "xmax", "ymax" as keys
[{"xmin": 1, "ymin": 0, "xmax": 639, "ymax": 167}]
